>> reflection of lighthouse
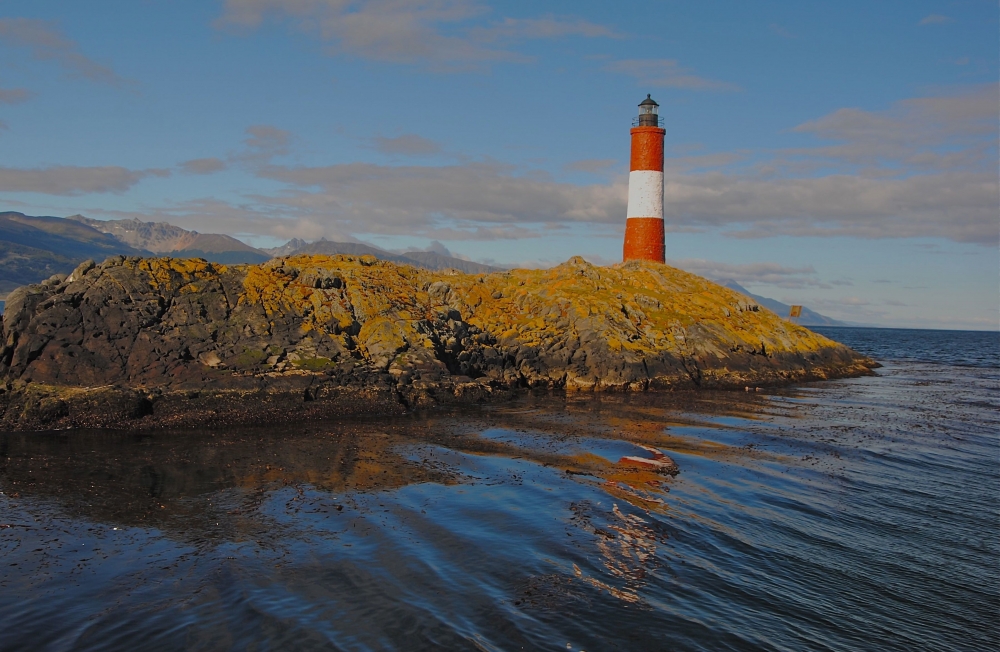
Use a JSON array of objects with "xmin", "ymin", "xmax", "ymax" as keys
[{"xmin": 623, "ymin": 94, "xmax": 665, "ymax": 263}]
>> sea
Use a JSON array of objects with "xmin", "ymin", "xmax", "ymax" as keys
[{"xmin": 1, "ymin": 327, "xmax": 997, "ymax": 651}]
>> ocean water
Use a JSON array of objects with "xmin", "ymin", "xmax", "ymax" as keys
[{"xmin": 1, "ymin": 327, "xmax": 997, "ymax": 651}]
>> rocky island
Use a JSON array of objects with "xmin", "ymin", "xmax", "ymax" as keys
[{"xmin": 0, "ymin": 254, "xmax": 875, "ymax": 431}]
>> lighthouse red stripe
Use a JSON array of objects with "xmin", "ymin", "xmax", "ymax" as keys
[
  {"xmin": 629, "ymin": 127, "xmax": 665, "ymax": 172},
  {"xmin": 623, "ymin": 218, "xmax": 665, "ymax": 262}
]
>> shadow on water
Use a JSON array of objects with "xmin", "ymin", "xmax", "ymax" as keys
[{"xmin": 1, "ymin": 330, "xmax": 998, "ymax": 651}]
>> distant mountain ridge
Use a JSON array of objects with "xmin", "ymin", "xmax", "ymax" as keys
[
  {"xmin": 262, "ymin": 238, "xmax": 309, "ymax": 257},
  {"xmin": 287, "ymin": 240, "xmax": 504, "ymax": 274},
  {"xmin": 0, "ymin": 212, "xmax": 147, "ymax": 294},
  {"xmin": 0, "ymin": 212, "xmax": 504, "ymax": 297},
  {"xmin": 717, "ymin": 279, "xmax": 848, "ymax": 327},
  {"xmin": 68, "ymin": 215, "xmax": 195, "ymax": 252},
  {"xmin": 290, "ymin": 240, "xmax": 419, "ymax": 265},
  {"xmin": 70, "ymin": 216, "xmax": 270, "ymax": 264},
  {"xmin": 68, "ymin": 216, "xmax": 503, "ymax": 272},
  {"xmin": 0, "ymin": 213, "xmax": 852, "ymax": 323},
  {"xmin": 397, "ymin": 250, "xmax": 503, "ymax": 275}
]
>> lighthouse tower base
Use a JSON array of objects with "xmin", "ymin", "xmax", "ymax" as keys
[{"xmin": 623, "ymin": 218, "xmax": 665, "ymax": 263}]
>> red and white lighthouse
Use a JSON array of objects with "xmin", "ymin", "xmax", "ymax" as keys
[{"xmin": 623, "ymin": 94, "xmax": 666, "ymax": 263}]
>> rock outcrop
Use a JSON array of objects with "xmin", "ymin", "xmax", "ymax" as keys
[{"xmin": 0, "ymin": 254, "xmax": 875, "ymax": 430}]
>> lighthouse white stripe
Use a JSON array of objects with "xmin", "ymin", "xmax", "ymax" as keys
[{"xmin": 626, "ymin": 170, "xmax": 663, "ymax": 219}]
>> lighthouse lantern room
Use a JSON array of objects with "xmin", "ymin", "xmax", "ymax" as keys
[
  {"xmin": 623, "ymin": 94, "xmax": 666, "ymax": 263},
  {"xmin": 636, "ymin": 94, "xmax": 660, "ymax": 126}
]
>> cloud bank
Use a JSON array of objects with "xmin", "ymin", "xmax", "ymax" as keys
[
  {"xmin": 6, "ymin": 87, "xmax": 996, "ymax": 247},
  {"xmin": 0, "ymin": 166, "xmax": 168, "ymax": 195},
  {"xmin": 194, "ymin": 85, "xmax": 992, "ymax": 246},
  {"xmin": 216, "ymin": 0, "xmax": 615, "ymax": 68},
  {"xmin": 668, "ymin": 259, "xmax": 827, "ymax": 289}
]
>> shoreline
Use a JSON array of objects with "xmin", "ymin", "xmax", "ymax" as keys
[{"xmin": 0, "ymin": 357, "xmax": 876, "ymax": 432}]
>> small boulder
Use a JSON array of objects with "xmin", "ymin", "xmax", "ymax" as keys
[{"xmin": 198, "ymin": 351, "xmax": 222, "ymax": 367}]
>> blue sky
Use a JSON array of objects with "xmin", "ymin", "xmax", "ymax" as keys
[{"xmin": 1, "ymin": 0, "xmax": 997, "ymax": 329}]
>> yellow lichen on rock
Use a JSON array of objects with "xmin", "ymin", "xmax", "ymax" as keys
[
  {"xmin": 0, "ymin": 252, "xmax": 873, "ymax": 415},
  {"xmin": 215, "ymin": 253, "xmax": 865, "ymax": 391}
]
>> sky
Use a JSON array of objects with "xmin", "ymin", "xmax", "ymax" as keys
[{"xmin": 0, "ymin": 0, "xmax": 997, "ymax": 330}]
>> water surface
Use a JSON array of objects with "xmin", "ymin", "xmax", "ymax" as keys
[{"xmin": 1, "ymin": 327, "xmax": 998, "ymax": 651}]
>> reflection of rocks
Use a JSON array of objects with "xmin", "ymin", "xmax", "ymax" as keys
[
  {"xmin": 0, "ymin": 254, "xmax": 875, "ymax": 430},
  {"xmin": 0, "ymin": 424, "xmax": 457, "ymax": 535},
  {"xmin": 0, "ymin": 392, "xmax": 769, "ymax": 559}
]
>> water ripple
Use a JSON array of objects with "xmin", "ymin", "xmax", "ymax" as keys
[{"xmin": 1, "ymin": 328, "xmax": 998, "ymax": 651}]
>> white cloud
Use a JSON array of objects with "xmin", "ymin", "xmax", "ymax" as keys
[
  {"xmin": 650, "ymin": 84, "xmax": 999, "ymax": 244},
  {"xmin": 243, "ymin": 124, "xmax": 292, "ymax": 156},
  {"xmin": 0, "ymin": 87, "xmax": 34, "ymax": 104},
  {"xmin": 788, "ymin": 83, "xmax": 997, "ymax": 172},
  {"xmin": 469, "ymin": 15, "xmax": 618, "ymax": 41},
  {"xmin": 422, "ymin": 239, "xmax": 451, "ymax": 255},
  {"xmin": 373, "ymin": 134, "xmax": 442, "ymax": 156},
  {"xmin": 919, "ymin": 14, "xmax": 953, "ymax": 26},
  {"xmin": 668, "ymin": 259, "xmax": 825, "ymax": 288},
  {"xmin": 230, "ymin": 125, "xmax": 293, "ymax": 164},
  {"xmin": 769, "ymin": 23, "xmax": 796, "ymax": 39},
  {"xmin": 563, "ymin": 158, "xmax": 617, "ymax": 174},
  {"xmin": 180, "ymin": 158, "xmax": 228, "ymax": 174},
  {"xmin": 0, "ymin": 166, "xmax": 169, "ymax": 195},
  {"xmin": 215, "ymin": 0, "xmax": 615, "ymax": 68},
  {"xmin": 87, "ymin": 197, "xmax": 548, "ymax": 244},
  {"xmin": 204, "ymin": 157, "xmax": 996, "ymax": 245},
  {"xmin": 663, "ymin": 171, "xmax": 997, "ymax": 243},
  {"xmin": 0, "ymin": 18, "xmax": 129, "ymax": 87},
  {"xmin": 255, "ymin": 161, "xmax": 627, "ymax": 230}
]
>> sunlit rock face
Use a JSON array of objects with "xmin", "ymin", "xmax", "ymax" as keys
[{"xmin": 0, "ymin": 254, "xmax": 874, "ymax": 430}]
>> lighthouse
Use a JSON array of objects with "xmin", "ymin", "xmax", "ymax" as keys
[{"xmin": 623, "ymin": 94, "xmax": 666, "ymax": 263}]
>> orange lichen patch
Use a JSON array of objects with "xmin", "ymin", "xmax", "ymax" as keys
[
  {"xmin": 629, "ymin": 127, "xmax": 665, "ymax": 171},
  {"xmin": 451, "ymin": 258, "xmax": 833, "ymax": 361},
  {"xmin": 124, "ymin": 257, "xmax": 226, "ymax": 294},
  {"xmin": 240, "ymin": 265, "xmax": 293, "ymax": 314},
  {"xmin": 107, "ymin": 253, "xmax": 845, "ymax": 372}
]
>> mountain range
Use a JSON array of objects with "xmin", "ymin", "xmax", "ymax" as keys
[
  {"xmin": 0, "ymin": 212, "xmax": 502, "ymax": 295},
  {"xmin": 716, "ymin": 279, "xmax": 848, "ymax": 327},
  {"xmin": 0, "ymin": 211, "xmax": 845, "ymax": 326},
  {"xmin": 0, "ymin": 212, "xmax": 147, "ymax": 294},
  {"xmin": 69, "ymin": 215, "xmax": 271, "ymax": 265}
]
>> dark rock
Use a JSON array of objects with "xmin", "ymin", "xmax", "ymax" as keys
[{"xmin": 0, "ymin": 254, "xmax": 877, "ymax": 431}]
